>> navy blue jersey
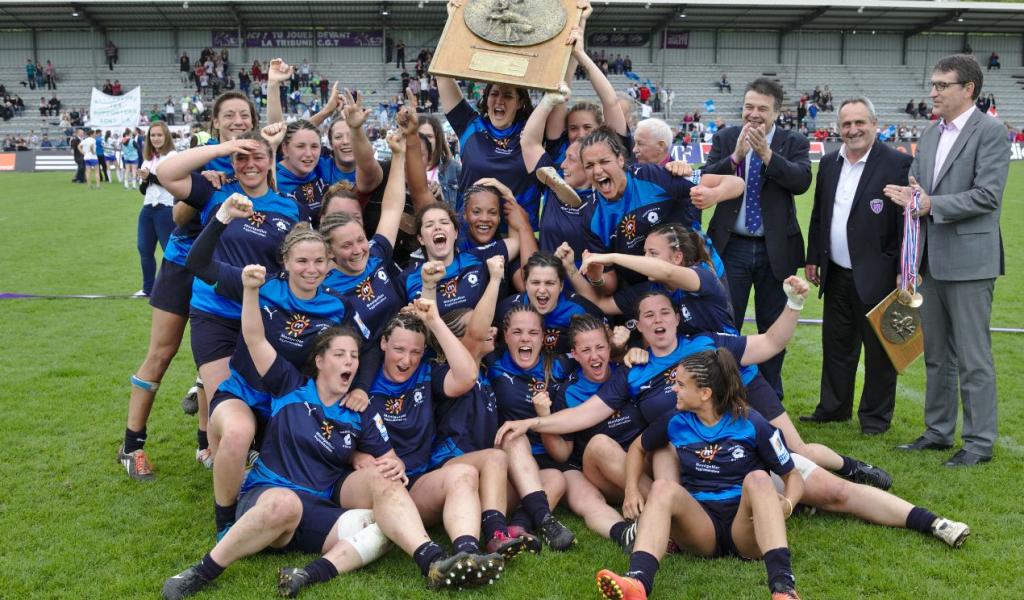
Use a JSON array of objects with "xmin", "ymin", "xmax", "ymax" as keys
[
  {"xmin": 190, "ymin": 182, "xmax": 302, "ymax": 319},
  {"xmin": 324, "ymin": 234, "xmax": 405, "ymax": 341},
  {"xmin": 587, "ymin": 164, "xmax": 724, "ymax": 282},
  {"xmin": 641, "ymin": 408, "xmax": 794, "ymax": 503},
  {"xmin": 497, "ymin": 290, "xmax": 605, "ymax": 355},
  {"xmin": 613, "ymin": 266, "xmax": 736, "ymax": 337},
  {"xmin": 545, "ymin": 128, "xmax": 635, "ymax": 171},
  {"xmin": 277, "ymin": 159, "xmax": 332, "ymax": 226},
  {"xmin": 447, "ymin": 100, "xmax": 542, "ymax": 230},
  {"xmin": 431, "ymin": 368, "xmax": 499, "ymax": 463},
  {"xmin": 241, "ymin": 355, "xmax": 392, "ymax": 499},
  {"xmin": 596, "ymin": 334, "xmax": 749, "ymax": 428},
  {"xmin": 486, "ymin": 351, "xmax": 571, "ymax": 454},
  {"xmin": 535, "ymin": 153, "xmax": 595, "ymax": 268},
  {"xmin": 368, "ymin": 361, "xmax": 444, "ymax": 478},
  {"xmin": 552, "ymin": 364, "xmax": 645, "ymax": 459},
  {"xmin": 401, "ymin": 250, "xmax": 492, "ymax": 316}
]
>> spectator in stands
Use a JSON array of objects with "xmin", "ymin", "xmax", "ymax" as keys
[
  {"xmin": 34, "ymin": 61, "xmax": 44, "ymax": 89},
  {"xmin": 179, "ymin": 51, "xmax": 191, "ymax": 85},
  {"xmin": 164, "ymin": 97, "xmax": 176, "ymax": 125},
  {"xmin": 112, "ymin": 80, "xmax": 123, "ymax": 96},
  {"xmin": 613, "ymin": 54, "xmax": 623, "ymax": 75},
  {"xmin": 797, "ymin": 96, "xmax": 808, "ymax": 127},
  {"xmin": 105, "ymin": 40, "xmax": 118, "ymax": 70},
  {"xmin": 623, "ymin": 54, "xmax": 632, "ymax": 72},
  {"xmin": 1, "ymin": 136, "xmax": 14, "ymax": 151},
  {"xmin": 319, "ymin": 75, "xmax": 329, "ymax": 105},
  {"xmin": 987, "ymin": 51, "xmax": 1000, "ymax": 71},
  {"xmin": 28, "ymin": 130, "xmax": 38, "ymax": 149},
  {"xmin": 44, "ymin": 60, "xmax": 56, "ymax": 90},
  {"xmin": 807, "ymin": 102, "xmax": 819, "ymax": 130},
  {"xmin": 299, "ymin": 59, "xmax": 311, "ymax": 87},
  {"xmin": 148, "ymin": 104, "xmax": 164, "ymax": 123},
  {"xmin": 905, "ymin": 99, "xmax": 917, "ymax": 119},
  {"xmin": 40, "ymin": 133, "xmax": 52, "ymax": 149},
  {"xmin": 102, "ymin": 80, "xmax": 113, "ymax": 95},
  {"xmin": 238, "ymin": 69, "xmax": 250, "ymax": 96},
  {"xmin": 26, "ymin": 59, "xmax": 36, "ymax": 90},
  {"xmin": 910, "ymin": 125, "xmax": 920, "ymax": 140},
  {"xmin": 717, "ymin": 73, "xmax": 732, "ymax": 93},
  {"xmin": 49, "ymin": 95, "xmax": 60, "ymax": 116},
  {"xmin": 39, "ymin": 96, "xmax": 49, "ymax": 117},
  {"xmin": 976, "ymin": 94, "xmax": 991, "ymax": 114},
  {"xmin": 633, "ymin": 118, "xmax": 673, "ymax": 165},
  {"xmin": 395, "ymin": 39, "xmax": 406, "ymax": 69},
  {"xmin": 820, "ymin": 86, "xmax": 834, "ymax": 111},
  {"xmin": 917, "ymin": 100, "xmax": 929, "ymax": 118}
]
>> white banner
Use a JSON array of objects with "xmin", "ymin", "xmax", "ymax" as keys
[{"xmin": 89, "ymin": 86, "xmax": 141, "ymax": 129}]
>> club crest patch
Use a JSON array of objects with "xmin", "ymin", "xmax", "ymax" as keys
[{"xmin": 870, "ymin": 198, "xmax": 884, "ymax": 214}]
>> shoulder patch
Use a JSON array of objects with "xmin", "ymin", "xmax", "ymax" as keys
[
  {"xmin": 769, "ymin": 429, "xmax": 790, "ymax": 464},
  {"xmin": 372, "ymin": 413, "xmax": 390, "ymax": 442}
]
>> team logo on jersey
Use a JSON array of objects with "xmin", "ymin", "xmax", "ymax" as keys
[
  {"xmin": 319, "ymin": 420, "xmax": 334, "ymax": 440},
  {"xmin": 662, "ymin": 366, "xmax": 678, "ymax": 385},
  {"xmin": 543, "ymin": 328, "xmax": 560, "ymax": 350},
  {"xmin": 695, "ymin": 443, "xmax": 722, "ymax": 463},
  {"xmin": 248, "ymin": 211, "xmax": 267, "ymax": 228},
  {"xmin": 385, "ymin": 395, "xmax": 405, "ymax": 415},
  {"xmin": 644, "ymin": 209, "xmax": 660, "ymax": 224},
  {"xmin": 274, "ymin": 219, "xmax": 289, "ymax": 232},
  {"xmin": 376, "ymin": 269, "xmax": 388, "ymax": 282},
  {"xmin": 731, "ymin": 445, "xmax": 746, "ymax": 460},
  {"xmin": 285, "ymin": 314, "xmax": 311, "ymax": 338},
  {"xmin": 301, "ymin": 183, "xmax": 316, "ymax": 205},
  {"xmin": 343, "ymin": 433, "xmax": 353, "ymax": 448},
  {"xmin": 356, "ymin": 277, "xmax": 375, "ymax": 302},
  {"xmin": 530, "ymin": 378, "xmax": 547, "ymax": 393},
  {"xmin": 263, "ymin": 306, "xmax": 278, "ymax": 320},
  {"xmin": 440, "ymin": 279, "xmax": 459, "ymax": 299},
  {"xmin": 621, "ymin": 214, "xmax": 638, "ymax": 240},
  {"xmin": 680, "ymin": 305, "xmax": 692, "ymax": 321}
]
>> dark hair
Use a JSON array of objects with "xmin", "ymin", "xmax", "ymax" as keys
[
  {"xmin": 414, "ymin": 201, "xmax": 459, "ymax": 236},
  {"xmin": 382, "ymin": 311, "xmax": 429, "ymax": 345},
  {"xmin": 567, "ymin": 100, "xmax": 603, "ymax": 125},
  {"xmin": 578, "ymin": 127, "xmax": 627, "ymax": 160},
  {"xmin": 418, "ymin": 132, "xmax": 433, "ymax": 165},
  {"xmin": 319, "ymin": 183, "xmax": 361, "ymax": 219},
  {"xmin": 678, "ymin": 349, "xmax": 748, "ymax": 419},
  {"xmin": 304, "ymin": 325, "xmax": 362, "ymax": 378},
  {"xmin": 523, "ymin": 252, "xmax": 567, "ymax": 285},
  {"xmin": 283, "ymin": 119, "xmax": 321, "ymax": 147},
  {"xmin": 210, "ymin": 91, "xmax": 258, "ymax": 139},
  {"xmin": 442, "ymin": 308, "xmax": 471, "ymax": 339},
  {"xmin": 934, "ymin": 54, "xmax": 984, "ymax": 100},
  {"xmin": 649, "ymin": 223, "xmax": 712, "ymax": 270},
  {"xmin": 501, "ymin": 303, "xmax": 555, "ymax": 384},
  {"xmin": 634, "ymin": 289, "xmax": 675, "ymax": 318},
  {"xmin": 567, "ymin": 314, "xmax": 608, "ymax": 350},
  {"xmin": 463, "ymin": 184, "xmax": 502, "ymax": 211},
  {"xmin": 417, "ymin": 114, "xmax": 452, "ymax": 167},
  {"xmin": 475, "ymin": 83, "xmax": 534, "ymax": 125},
  {"xmin": 744, "ymin": 78, "xmax": 785, "ymax": 112}
]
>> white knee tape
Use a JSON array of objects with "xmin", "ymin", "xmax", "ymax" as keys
[
  {"xmin": 335, "ymin": 508, "xmax": 376, "ymax": 540},
  {"xmin": 343, "ymin": 523, "xmax": 391, "ymax": 565},
  {"xmin": 771, "ymin": 453, "xmax": 818, "ymax": 492}
]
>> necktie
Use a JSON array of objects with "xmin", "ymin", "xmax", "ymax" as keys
[{"xmin": 745, "ymin": 151, "xmax": 763, "ymax": 233}]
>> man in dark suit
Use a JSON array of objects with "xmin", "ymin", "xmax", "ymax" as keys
[
  {"xmin": 70, "ymin": 128, "xmax": 85, "ymax": 184},
  {"xmin": 803, "ymin": 97, "xmax": 912, "ymax": 434},
  {"xmin": 703, "ymin": 78, "xmax": 812, "ymax": 399},
  {"xmin": 884, "ymin": 55, "xmax": 1009, "ymax": 467}
]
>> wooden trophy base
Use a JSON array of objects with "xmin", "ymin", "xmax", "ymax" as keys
[
  {"xmin": 867, "ymin": 289, "xmax": 925, "ymax": 373},
  {"xmin": 429, "ymin": 0, "xmax": 582, "ymax": 91}
]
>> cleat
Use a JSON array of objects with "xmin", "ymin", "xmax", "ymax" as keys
[
  {"xmin": 931, "ymin": 518, "xmax": 970, "ymax": 548},
  {"xmin": 181, "ymin": 385, "xmax": 199, "ymax": 415},
  {"xmin": 486, "ymin": 530, "xmax": 529, "ymax": 560},
  {"xmin": 465, "ymin": 552, "xmax": 506, "ymax": 587},
  {"xmin": 506, "ymin": 525, "xmax": 543, "ymax": 554},
  {"xmin": 616, "ymin": 520, "xmax": 638, "ymax": 554},
  {"xmin": 538, "ymin": 514, "xmax": 576, "ymax": 552},
  {"xmin": 162, "ymin": 565, "xmax": 211, "ymax": 600},
  {"xmin": 426, "ymin": 552, "xmax": 475, "ymax": 590},
  {"xmin": 596, "ymin": 569, "xmax": 647, "ymax": 600},
  {"xmin": 665, "ymin": 538, "xmax": 681, "ymax": 555},
  {"xmin": 849, "ymin": 460, "xmax": 893, "ymax": 490},
  {"xmin": 196, "ymin": 447, "xmax": 214, "ymax": 469},
  {"xmin": 771, "ymin": 589, "xmax": 801, "ymax": 600},
  {"xmin": 277, "ymin": 567, "xmax": 311, "ymax": 597},
  {"xmin": 117, "ymin": 445, "xmax": 155, "ymax": 481}
]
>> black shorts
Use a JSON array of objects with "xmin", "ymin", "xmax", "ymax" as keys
[
  {"xmin": 189, "ymin": 309, "xmax": 240, "ymax": 367},
  {"xmin": 236, "ymin": 486, "xmax": 343, "ymax": 554},
  {"xmin": 149, "ymin": 260, "xmax": 193, "ymax": 317},
  {"xmin": 698, "ymin": 499, "xmax": 745, "ymax": 559},
  {"xmin": 745, "ymin": 374, "xmax": 785, "ymax": 421},
  {"xmin": 534, "ymin": 452, "xmax": 581, "ymax": 473},
  {"xmin": 209, "ymin": 389, "xmax": 270, "ymax": 447}
]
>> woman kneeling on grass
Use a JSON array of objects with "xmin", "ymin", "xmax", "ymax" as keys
[
  {"xmin": 596, "ymin": 349, "xmax": 804, "ymax": 600},
  {"xmin": 163, "ymin": 267, "xmax": 494, "ymax": 599}
]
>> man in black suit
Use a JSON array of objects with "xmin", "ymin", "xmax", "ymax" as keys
[
  {"xmin": 803, "ymin": 98, "xmax": 913, "ymax": 434},
  {"xmin": 702, "ymin": 78, "xmax": 812, "ymax": 399}
]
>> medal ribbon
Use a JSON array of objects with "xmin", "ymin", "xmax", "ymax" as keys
[{"xmin": 900, "ymin": 188, "xmax": 921, "ymax": 296}]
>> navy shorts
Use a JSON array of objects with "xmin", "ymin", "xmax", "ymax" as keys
[
  {"xmin": 699, "ymin": 499, "xmax": 745, "ymax": 559},
  {"xmin": 745, "ymin": 374, "xmax": 785, "ymax": 421},
  {"xmin": 534, "ymin": 452, "xmax": 581, "ymax": 473},
  {"xmin": 149, "ymin": 260, "xmax": 193, "ymax": 317},
  {"xmin": 189, "ymin": 309, "xmax": 239, "ymax": 366},
  {"xmin": 237, "ymin": 486, "xmax": 343, "ymax": 554}
]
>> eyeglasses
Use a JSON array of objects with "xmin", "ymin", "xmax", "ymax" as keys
[{"xmin": 929, "ymin": 81, "xmax": 968, "ymax": 91}]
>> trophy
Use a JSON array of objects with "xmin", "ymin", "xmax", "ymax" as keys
[{"xmin": 429, "ymin": 0, "xmax": 583, "ymax": 91}]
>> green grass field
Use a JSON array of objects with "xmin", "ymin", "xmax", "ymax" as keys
[{"xmin": 1, "ymin": 167, "xmax": 1022, "ymax": 599}]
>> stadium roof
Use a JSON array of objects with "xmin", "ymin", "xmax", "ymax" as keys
[{"xmin": 1, "ymin": 1, "xmax": 1023, "ymax": 35}]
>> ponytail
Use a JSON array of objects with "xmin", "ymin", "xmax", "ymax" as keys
[{"xmin": 678, "ymin": 349, "xmax": 748, "ymax": 419}]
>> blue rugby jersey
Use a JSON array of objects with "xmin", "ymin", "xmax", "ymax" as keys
[
  {"xmin": 324, "ymin": 234, "xmax": 405, "ymax": 341},
  {"xmin": 586, "ymin": 163, "xmax": 725, "ymax": 281},
  {"xmin": 613, "ymin": 266, "xmax": 737, "ymax": 337},
  {"xmin": 189, "ymin": 181, "xmax": 302, "ymax": 319},
  {"xmin": 552, "ymin": 364, "xmax": 645, "ymax": 461},
  {"xmin": 430, "ymin": 368, "xmax": 499, "ymax": 468},
  {"xmin": 641, "ymin": 408, "xmax": 794, "ymax": 503},
  {"xmin": 534, "ymin": 153, "xmax": 596, "ymax": 268},
  {"xmin": 447, "ymin": 100, "xmax": 542, "ymax": 230},
  {"xmin": 367, "ymin": 361, "xmax": 445, "ymax": 478},
  {"xmin": 164, "ymin": 157, "xmax": 237, "ymax": 266},
  {"xmin": 276, "ymin": 159, "xmax": 332, "ymax": 226},
  {"xmin": 241, "ymin": 355, "xmax": 392, "ymax": 499},
  {"xmin": 496, "ymin": 290, "xmax": 605, "ymax": 355},
  {"xmin": 400, "ymin": 250, "xmax": 492, "ymax": 316},
  {"xmin": 317, "ymin": 155, "xmax": 357, "ymax": 188},
  {"xmin": 485, "ymin": 351, "xmax": 571, "ymax": 455},
  {"xmin": 595, "ymin": 334, "xmax": 751, "ymax": 428}
]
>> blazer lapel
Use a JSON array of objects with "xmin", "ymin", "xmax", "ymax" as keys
[
  {"xmin": 821, "ymin": 152, "xmax": 842, "ymax": 229},
  {"xmin": 918, "ymin": 124, "xmax": 939, "ymax": 194},
  {"xmin": 932, "ymin": 111, "xmax": 982, "ymax": 190}
]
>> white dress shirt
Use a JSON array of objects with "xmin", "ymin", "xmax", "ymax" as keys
[
  {"xmin": 829, "ymin": 144, "xmax": 872, "ymax": 269},
  {"xmin": 933, "ymin": 105, "xmax": 976, "ymax": 189}
]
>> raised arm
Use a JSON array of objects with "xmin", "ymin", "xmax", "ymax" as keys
[
  {"xmin": 184, "ymin": 194, "xmax": 254, "ymax": 284},
  {"xmin": 740, "ymin": 276, "xmax": 809, "ymax": 366},
  {"xmin": 583, "ymin": 250, "xmax": 702, "ymax": 294},
  {"xmin": 308, "ymin": 82, "xmax": 341, "ymax": 128},
  {"xmin": 397, "ymin": 99, "xmax": 434, "ymax": 210},
  {"xmin": 522, "ymin": 88, "xmax": 568, "ymax": 173},
  {"xmin": 554, "ymin": 244, "xmax": 620, "ymax": 314},
  {"xmin": 265, "ymin": 58, "xmax": 294, "ymax": 125},
  {"xmin": 342, "ymin": 89, "xmax": 384, "ymax": 194},
  {"xmin": 240, "ymin": 265, "xmax": 276, "ymax": 377},
  {"xmin": 158, "ymin": 137, "xmax": 259, "ymax": 199},
  {"xmin": 571, "ymin": 34, "xmax": 626, "ymax": 136},
  {"xmin": 462, "ymin": 256, "xmax": 505, "ymax": 357},
  {"xmin": 374, "ymin": 130, "xmax": 407, "ymax": 245},
  {"xmin": 414, "ymin": 299, "xmax": 477, "ymax": 397}
]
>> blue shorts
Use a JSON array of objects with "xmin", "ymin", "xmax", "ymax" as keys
[
  {"xmin": 237, "ymin": 486, "xmax": 343, "ymax": 554},
  {"xmin": 211, "ymin": 370, "xmax": 273, "ymax": 419},
  {"xmin": 149, "ymin": 260, "xmax": 193, "ymax": 317},
  {"xmin": 105, "ymin": 156, "xmax": 117, "ymax": 163},
  {"xmin": 189, "ymin": 309, "xmax": 239, "ymax": 367},
  {"xmin": 699, "ymin": 499, "xmax": 745, "ymax": 559},
  {"xmin": 745, "ymin": 374, "xmax": 785, "ymax": 421},
  {"xmin": 84, "ymin": 159, "xmax": 99, "ymax": 167}
]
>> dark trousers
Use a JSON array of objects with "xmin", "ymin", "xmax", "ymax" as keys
[
  {"xmin": 814, "ymin": 263, "xmax": 897, "ymax": 432},
  {"xmin": 73, "ymin": 160, "xmax": 85, "ymax": 182},
  {"xmin": 723, "ymin": 234, "xmax": 787, "ymax": 398},
  {"xmin": 138, "ymin": 204, "xmax": 175, "ymax": 294}
]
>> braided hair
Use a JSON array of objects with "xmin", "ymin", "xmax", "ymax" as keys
[
  {"xmin": 567, "ymin": 314, "xmax": 608, "ymax": 350},
  {"xmin": 678, "ymin": 349, "xmax": 748, "ymax": 419},
  {"xmin": 649, "ymin": 223, "xmax": 713, "ymax": 270},
  {"xmin": 280, "ymin": 222, "xmax": 328, "ymax": 263}
]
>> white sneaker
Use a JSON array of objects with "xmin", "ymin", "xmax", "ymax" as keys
[
  {"xmin": 196, "ymin": 447, "xmax": 214, "ymax": 469},
  {"xmin": 132, "ymin": 289, "xmax": 148, "ymax": 298},
  {"xmin": 931, "ymin": 517, "xmax": 970, "ymax": 548}
]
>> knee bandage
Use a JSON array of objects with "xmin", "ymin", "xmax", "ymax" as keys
[
  {"xmin": 341, "ymin": 523, "xmax": 391, "ymax": 566},
  {"xmin": 335, "ymin": 508, "xmax": 375, "ymax": 539},
  {"xmin": 130, "ymin": 374, "xmax": 160, "ymax": 392}
]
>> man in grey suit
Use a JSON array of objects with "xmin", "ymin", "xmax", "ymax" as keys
[{"xmin": 884, "ymin": 54, "xmax": 1010, "ymax": 467}]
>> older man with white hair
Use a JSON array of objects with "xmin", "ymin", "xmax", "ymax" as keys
[{"xmin": 633, "ymin": 117, "xmax": 673, "ymax": 165}]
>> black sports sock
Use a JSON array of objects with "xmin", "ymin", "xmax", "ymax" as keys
[
  {"xmin": 520, "ymin": 490, "xmax": 551, "ymax": 528},
  {"xmin": 838, "ymin": 455, "xmax": 858, "ymax": 477},
  {"xmin": 195, "ymin": 553, "xmax": 225, "ymax": 581},
  {"xmin": 413, "ymin": 541, "xmax": 447, "ymax": 576},
  {"xmin": 452, "ymin": 535, "xmax": 480, "ymax": 555},
  {"xmin": 508, "ymin": 508, "xmax": 533, "ymax": 532},
  {"xmin": 624, "ymin": 550, "xmax": 659, "ymax": 595},
  {"xmin": 906, "ymin": 506, "xmax": 939, "ymax": 534},
  {"xmin": 197, "ymin": 429, "xmax": 210, "ymax": 451},
  {"xmin": 214, "ymin": 502, "xmax": 237, "ymax": 533},
  {"xmin": 123, "ymin": 427, "xmax": 147, "ymax": 453},
  {"xmin": 763, "ymin": 547, "xmax": 795, "ymax": 592},
  {"xmin": 303, "ymin": 557, "xmax": 339, "ymax": 584},
  {"xmin": 609, "ymin": 520, "xmax": 630, "ymax": 544},
  {"xmin": 481, "ymin": 510, "xmax": 508, "ymax": 541}
]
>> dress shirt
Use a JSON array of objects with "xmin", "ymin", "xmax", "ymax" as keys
[
  {"xmin": 933, "ymin": 105, "xmax": 976, "ymax": 189},
  {"xmin": 829, "ymin": 145, "xmax": 872, "ymax": 269}
]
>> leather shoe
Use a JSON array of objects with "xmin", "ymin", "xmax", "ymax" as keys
[
  {"xmin": 896, "ymin": 436, "xmax": 953, "ymax": 451},
  {"xmin": 944, "ymin": 449, "xmax": 992, "ymax": 467},
  {"xmin": 798, "ymin": 413, "xmax": 849, "ymax": 424}
]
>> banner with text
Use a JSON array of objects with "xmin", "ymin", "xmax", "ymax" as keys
[
  {"xmin": 662, "ymin": 31, "xmax": 689, "ymax": 49},
  {"xmin": 238, "ymin": 30, "xmax": 384, "ymax": 48},
  {"xmin": 89, "ymin": 86, "xmax": 141, "ymax": 129}
]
